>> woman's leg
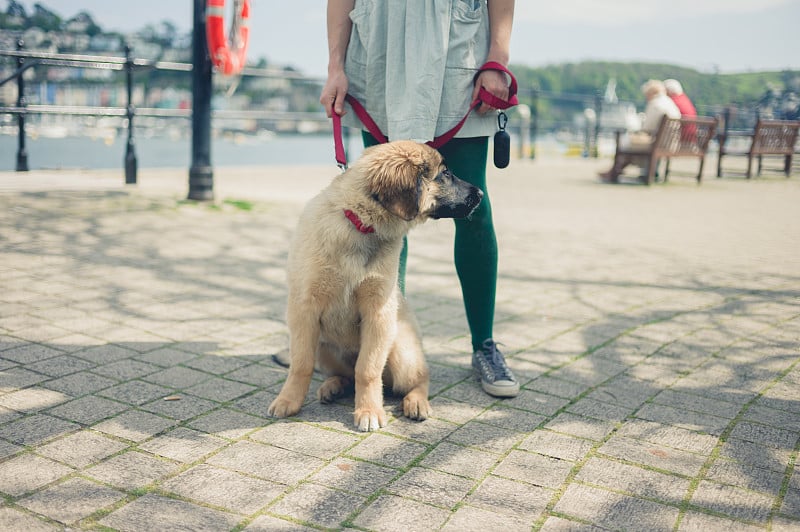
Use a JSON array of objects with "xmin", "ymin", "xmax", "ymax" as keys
[{"xmin": 437, "ymin": 137, "xmax": 496, "ymax": 351}]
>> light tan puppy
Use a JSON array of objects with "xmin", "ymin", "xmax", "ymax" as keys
[{"xmin": 267, "ymin": 140, "xmax": 483, "ymax": 431}]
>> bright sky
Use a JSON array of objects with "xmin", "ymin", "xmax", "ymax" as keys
[{"xmin": 12, "ymin": 0, "xmax": 800, "ymax": 76}]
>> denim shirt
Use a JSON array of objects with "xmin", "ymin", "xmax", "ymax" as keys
[{"xmin": 342, "ymin": 0, "xmax": 496, "ymax": 142}]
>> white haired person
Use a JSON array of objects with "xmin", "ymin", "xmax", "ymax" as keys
[
  {"xmin": 664, "ymin": 79, "xmax": 697, "ymax": 118},
  {"xmin": 599, "ymin": 79, "xmax": 681, "ymax": 183}
]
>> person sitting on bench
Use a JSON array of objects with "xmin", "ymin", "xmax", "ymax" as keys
[{"xmin": 599, "ymin": 80, "xmax": 681, "ymax": 183}]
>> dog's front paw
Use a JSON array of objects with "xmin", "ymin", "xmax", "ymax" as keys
[
  {"xmin": 403, "ymin": 392, "xmax": 432, "ymax": 421},
  {"xmin": 354, "ymin": 407, "xmax": 387, "ymax": 432},
  {"xmin": 268, "ymin": 396, "xmax": 302, "ymax": 418}
]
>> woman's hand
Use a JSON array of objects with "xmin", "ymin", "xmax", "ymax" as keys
[
  {"xmin": 472, "ymin": 69, "xmax": 510, "ymax": 114},
  {"xmin": 320, "ymin": 68, "xmax": 349, "ymax": 118}
]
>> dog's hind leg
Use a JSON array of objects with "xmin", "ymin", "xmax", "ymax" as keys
[
  {"xmin": 386, "ymin": 318, "xmax": 432, "ymax": 421},
  {"xmin": 317, "ymin": 344, "xmax": 354, "ymax": 403}
]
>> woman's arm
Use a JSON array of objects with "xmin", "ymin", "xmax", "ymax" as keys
[
  {"xmin": 473, "ymin": 0, "xmax": 515, "ymax": 114},
  {"xmin": 320, "ymin": 0, "xmax": 355, "ymax": 117}
]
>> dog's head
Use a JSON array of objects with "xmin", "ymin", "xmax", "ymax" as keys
[{"xmin": 358, "ymin": 140, "xmax": 483, "ymax": 221}]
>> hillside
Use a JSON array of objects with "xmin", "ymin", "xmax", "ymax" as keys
[{"xmin": 510, "ymin": 61, "xmax": 800, "ymax": 111}]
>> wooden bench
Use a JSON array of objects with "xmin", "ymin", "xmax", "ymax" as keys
[
  {"xmin": 716, "ymin": 119, "xmax": 800, "ymax": 178},
  {"xmin": 611, "ymin": 115, "xmax": 717, "ymax": 185}
]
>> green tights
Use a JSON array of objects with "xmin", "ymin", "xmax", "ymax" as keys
[{"xmin": 362, "ymin": 133, "xmax": 497, "ymax": 352}]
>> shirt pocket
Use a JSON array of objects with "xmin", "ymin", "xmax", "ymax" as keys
[
  {"xmin": 347, "ymin": 0, "xmax": 374, "ymax": 67},
  {"xmin": 446, "ymin": 0, "xmax": 487, "ymax": 68}
]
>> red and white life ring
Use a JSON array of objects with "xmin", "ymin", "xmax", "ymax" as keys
[{"xmin": 206, "ymin": 0, "xmax": 250, "ymax": 76}]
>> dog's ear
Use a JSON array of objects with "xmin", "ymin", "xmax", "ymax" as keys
[{"xmin": 367, "ymin": 147, "xmax": 428, "ymax": 221}]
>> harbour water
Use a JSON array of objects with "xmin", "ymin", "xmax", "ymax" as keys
[{"xmin": 0, "ymin": 132, "xmax": 363, "ymax": 172}]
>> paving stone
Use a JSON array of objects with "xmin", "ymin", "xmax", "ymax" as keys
[
  {"xmin": 91, "ymin": 359, "xmax": 161, "ymax": 380},
  {"xmin": 651, "ymin": 388, "xmax": 741, "ymax": 419},
  {"xmin": 616, "ymin": 419, "xmax": 718, "ymax": 454},
  {"xmin": 47, "ymin": 395, "xmax": 128, "ymax": 425},
  {"xmin": 728, "ymin": 420, "xmax": 800, "ymax": 449},
  {"xmin": 18, "ymin": 477, "xmax": 125, "ymax": 525},
  {"xmin": 0, "ymin": 438, "xmax": 22, "ymax": 460},
  {"xmin": 99, "ymin": 493, "xmax": 240, "ymax": 531},
  {"xmin": 504, "ymin": 389, "xmax": 571, "ymax": 416},
  {"xmin": 0, "ymin": 454, "xmax": 74, "ymax": 496},
  {"xmin": 576, "ymin": 456, "xmax": 691, "ymax": 505},
  {"xmin": 311, "ymin": 456, "xmax": 397, "ymax": 494},
  {"xmin": 420, "ymin": 441, "xmax": 499, "ymax": 479},
  {"xmin": 635, "ymin": 402, "xmax": 731, "ymax": 435},
  {"xmin": 85, "ymin": 450, "xmax": 179, "ymax": 490},
  {"xmin": 678, "ymin": 511, "xmax": 765, "ymax": 532},
  {"xmin": 720, "ymin": 437, "xmax": 794, "ymax": 473},
  {"xmin": 382, "ymin": 415, "xmax": 457, "ymax": 444},
  {"xmin": 441, "ymin": 505, "xmax": 531, "ymax": 531},
  {"xmin": 566, "ymin": 396, "xmax": 633, "ymax": 422},
  {"xmin": 519, "ymin": 429, "xmax": 595, "ymax": 462},
  {"xmin": 782, "ymin": 488, "xmax": 800, "ymax": 519},
  {"xmin": 27, "ymin": 354, "xmax": 97, "ymax": 378},
  {"xmin": 473, "ymin": 405, "xmax": 547, "ymax": 432},
  {"xmin": 387, "ymin": 467, "xmax": 475, "ymax": 509},
  {"xmin": 184, "ymin": 377, "xmax": 257, "ymax": 402},
  {"xmin": 271, "ymin": 482, "xmax": 366, "ymax": 528},
  {"xmin": 138, "ymin": 426, "xmax": 227, "ymax": 463},
  {"xmin": 0, "ymin": 506, "xmax": 61, "ymax": 531},
  {"xmin": 428, "ymin": 397, "xmax": 485, "ymax": 424},
  {"xmin": 544, "ymin": 412, "xmax": 617, "ymax": 441},
  {"xmin": 36, "ymin": 430, "xmax": 128, "ymax": 468},
  {"xmin": 539, "ymin": 515, "xmax": 608, "ymax": 531},
  {"xmin": 143, "ymin": 365, "xmax": 212, "ymax": 389},
  {"xmin": 0, "ymin": 414, "xmax": 79, "ymax": 446},
  {"xmin": 0, "ymin": 366, "xmax": 49, "ymax": 392},
  {"xmin": 706, "ymin": 458, "xmax": 786, "ymax": 496},
  {"xmin": 598, "ymin": 436, "xmax": 707, "ymax": 477},
  {"xmin": 553, "ymin": 483, "xmax": 680, "ymax": 530},
  {"xmin": 74, "ymin": 344, "xmax": 139, "ymax": 364},
  {"xmin": 135, "ymin": 346, "xmax": 198, "ymax": 367},
  {"xmin": 250, "ymin": 420, "xmax": 360, "ymax": 459},
  {"xmin": 3, "ymin": 343, "xmax": 63, "ymax": 364},
  {"xmin": 347, "ymin": 432, "xmax": 427, "ymax": 468},
  {"xmin": 690, "ymin": 480, "xmax": 774, "ymax": 523},
  {"xmin": 493, "ymin": 449, "xmax": 574, "ymax": 489},
  {"xmin": 525, "ymin": 375, "xmax": 590, "ymax": 400},
  {"xmin": 161, "ymin": 463, "xmax": 283, "ymax": 515},
  {"xmin": 584, "ymin": 374, "xmax": 658, "ymax": 408},
  {"xmin": 40, "ymin": 371, "xmax": 118, "ymax": 397},
  {"xmin": 92, "ymin": 410, "xmax": 177, "ymax": 442},
  {"xmin": 207, "ymin": 440, "xmax": 324, "ymax": 485},
  {"xmin": 352, "ymin": 494, "xmax": 450, "ymax": 532},
  {"xmin": 445, "ymin": 420, "xmax": 523, "ymax": 454},
  {"xmin": 467, "ymin": 475, "xmax": 552, "ymax": 521},
  {"xmin": 0, "ymin": 388, "xmax": 70, "ymax": 414},
  {"xmin": 744, "ymin": 404, "xmax": 800, "ymax": 433},
  {"xmin": 187, "ymin": 407, "xmax": 267, "ymax": 439},
  {"xmin": 140, "ymin": 393, "xmax": 217, "ymax": 421},
  {"xmin": 97, "ymin": 380, "xmax": 172, "ymax": 406},
  {"xmin": 244, "ymin": 514, "xmax": 318, "ymax": 531}
]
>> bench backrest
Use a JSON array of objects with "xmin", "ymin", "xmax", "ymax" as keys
[
  {"xmin": 653, "ymin": 116, "xmax": 717, "ymax": 157},
  {"xmin": 750, "ymin": 119, "xmax": 800, "ymax": 156}
]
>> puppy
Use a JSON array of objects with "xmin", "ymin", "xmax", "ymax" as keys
[{"xmin": 267, "ymin": 140, "xmax": 482, "ymax": 431}]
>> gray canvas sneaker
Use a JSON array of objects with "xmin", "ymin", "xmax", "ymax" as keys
[{"xmin": 472, "ymin": 339, "xmax": 519, "ymax": 397}]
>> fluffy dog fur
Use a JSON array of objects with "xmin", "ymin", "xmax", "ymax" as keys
[{"xmin": 267, "ymin": 140, "xmax": 483, "ymax": 431}]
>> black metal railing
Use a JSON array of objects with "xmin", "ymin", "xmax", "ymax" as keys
[{"xmin": 0, "ymin": 37, "xmax": 328, "ymax": 189}]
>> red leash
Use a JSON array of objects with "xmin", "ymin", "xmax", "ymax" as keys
[{"xmin": 332, "ymin": 61, "xmax": 518, "ymax": 169}]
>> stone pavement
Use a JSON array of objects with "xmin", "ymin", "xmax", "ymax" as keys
[{"xmin": 0, "ymin": 154, "xmax": 799, "ymax": 531}]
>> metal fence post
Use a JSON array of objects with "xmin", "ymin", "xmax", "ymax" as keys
[
  {"xmin": 15, "ymin": 39, "xmax": 28, "ymax": 172},
  {"xmin": 530, "ymin": 88, "xmax": 538, "ymax": 160},
  {"xmin": 124, "ymin": 44, "xmax": 137, "ymax": 184},
  {"xmin": 188, "ymin": 0, "xmax": 214, "ymax": 201}
]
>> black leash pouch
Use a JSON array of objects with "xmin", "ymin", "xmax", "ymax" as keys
[{"xmin": 493, "ymin": 111, "xmax": 510, "ymax": 168}]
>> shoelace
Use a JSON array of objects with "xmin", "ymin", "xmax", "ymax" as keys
[{"xmin": 480, "ymin": 340, "xmax": 515, "ymax": 381}]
